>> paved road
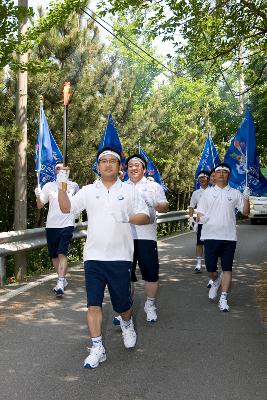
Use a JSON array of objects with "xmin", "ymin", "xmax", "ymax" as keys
[{"xmin": 0, "ymin": 223, "xmax": 267, "ymax": 400}]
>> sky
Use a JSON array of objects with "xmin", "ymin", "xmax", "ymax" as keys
[{"xmin": 23, "ymin": 0, "xmax": 175, "ymax": 57}]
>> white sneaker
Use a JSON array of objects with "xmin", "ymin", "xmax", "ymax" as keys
[
  {"xmin": 54, "ymin": 278, "xmax": 64, "ymax": 296},
  {"xmin": 194, "ymin": 259, "xmax": 202, "ymax": 273},
  {"xmin": 219, "ymin": 296, "xmax": 229, "ymax": 312},
  {"xmin": 194, "ymin": 264, "xmax": 201, "ymax": 273},
  {"xmin": 121, "ymin": 319, "xmax": 137, "ymax": 349},
  {"xmin": 144, "ymin": 301, "xmax": 157, "ymax": 322},
  {"xmin": 207, "ymin": 279, "xmax": 213, "ymax": 289},
  {"xmin": 53, "ymin": 278, "xmax": 68, "ymax": 293},
  {"xmin": 208, "ymin": 273, "xmax": 223, "ymax": 300},
  {"xmin": 84, "ymin": 345, "xmax": 106, "ymax": 369}
]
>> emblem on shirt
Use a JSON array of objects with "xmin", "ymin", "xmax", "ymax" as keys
[
  {"xmin": 96, "ymin": 195, "xmax": 100, "ymax": 199},
  {"xmin": 117, "ymin": 195, "xmax": 124, "ymax": 200},
  {"xmin": 227, "ymin": 197, "xmax": 233, "ymax": 201}
]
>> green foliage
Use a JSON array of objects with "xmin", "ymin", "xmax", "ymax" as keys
[
  {"xmin": 100, "ymin": 0, "xmax": 267, "ymax": 88},
  {"xmin": 1, "ymin": 5, "xmax": 266, "ymax": 279},
  {"xmin": 0, "ymin": 0, "xmax": 88, "ymax": 69}
]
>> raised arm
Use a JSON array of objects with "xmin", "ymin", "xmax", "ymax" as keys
[
  {"xmin": 57, "ymin": 168, "xmax": 71, "ymax": 213},
  {"xmin": 58, "ymin": 188, "xmax": 71, "ymax": 213},
  {"xmin": 241, "ymin": 187, "xmax": 250, "ymax": 216}
]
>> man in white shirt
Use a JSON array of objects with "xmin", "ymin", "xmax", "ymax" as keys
[
  {"xmin": 57, "ymin": 147, "xmax": 150, "ymax": 369},
  {"xmin": 125, "ymin": 154, "xmax": 169, "ymax": 323},
  {"xmin": 197, "ymin": 163, "xmax": 250, "ymax": 312},
  {"xmin": 189, "ymin": 170, "xmax": 210, "ymax": 273},
  {"xmin": 35, "ymin": 162, "xmax": 79, "ymax": 297}
]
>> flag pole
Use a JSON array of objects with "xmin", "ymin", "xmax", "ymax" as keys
[
  {"xmin": 37, "ymin": 95, "xmax": 44, "ymax": 189},
  {"xmin": 62, "ymin": 82, "xmax": 71, "ymax": 190},
  {"xmin": 208, "ymin": 130, "xmax": 215, "ymax": 168}
]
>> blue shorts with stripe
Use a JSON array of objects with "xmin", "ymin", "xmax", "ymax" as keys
[
  {"xmin": 45, "ymin": 226, "xmax": 74, "ymax": 258},
  {"xmin": 84, "ymin": 260, "xmax": 132, "ymax": 313},
  {"xmin": 204, "ymin": 239, "xmax": 236, "ymax": 272}
]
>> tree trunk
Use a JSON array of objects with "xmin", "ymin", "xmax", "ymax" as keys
[
  {"xmin": 176, "ymin": 190, "xmax": 180, "ymax": 211},
  {"xmin": 14, "ymin": 0, "xmax": 28, "ymax": 280}
]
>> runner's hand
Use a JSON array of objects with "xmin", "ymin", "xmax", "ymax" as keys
[
  {"xmin": 34, "ymin": 187, "xmax": 41, "ymax": 197},
  {"xmin": 57, "ymin": 169, "xmax": 69, "ymax": 189},
  {"xmin": 189, "ymin": 216, "xmax": 195, "ymax": 229}
]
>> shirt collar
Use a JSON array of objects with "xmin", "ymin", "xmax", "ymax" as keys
[
  {"xmin": 214, "ymin": 184, "xmax": 231, "ymax": 191},
  {"xmin": 95, "ymin": 178, "xmax": 123, "ymax": 190},
  {"xmin": 127, "ymin": 176, "xmax": 147, "ymax": 186}
]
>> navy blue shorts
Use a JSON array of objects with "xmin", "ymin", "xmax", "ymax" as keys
[
  {"xmin": 196, "ymin": 224, "xmax": 204, "ymax": 245},
  {"xmin": 204, "ymin": 240, "xmax": 236, "ymax": 272},
  {"xmin": 131, "ymin": 239, "xmax": 159, "ymax": 283},
  {"xmin": 45, "ymin": 226, "xmax": 74, "ymax": 258},
  {"xmin": 84, "ymin": 260, "xmax": 132, "ymax": 313}
]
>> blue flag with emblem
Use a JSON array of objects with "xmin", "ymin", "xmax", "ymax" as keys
[
  {"xmin": 93, "ymin": 113, "xmax": 127, "ymax": 179},
  {"xmin": 224, "ymin": 108, "xmax": 267, "ymax": 196},
  {"xmin": 139, "ymin": 147, "xmax": 167, "ymax": 192},
  {"xmin": 35, "ymin": 106, "xmax": 63, "ymax": 188},
  {"xmin": 195, "ymin": 134, "xmax": 221, "ymax": 189}
]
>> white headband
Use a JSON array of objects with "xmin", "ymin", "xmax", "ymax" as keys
[
  {"xmin": 215, "ymin": 166, "xmax": 230, "ymax": 173},
  {"xmin": 98, "ymin": 150, "xmax": 121, "ymax": 162},
  {"xmin": 198, "ymin": 173, "xmax": 208, "ymax": 179},
  {"xmin": 128, "ymin": 157, "xmax": 146, "ymax": 167}
]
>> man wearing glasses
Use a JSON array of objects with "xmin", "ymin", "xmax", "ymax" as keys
[
  {"xmin": 34, "ymin": 162, "xmax": 79, "ymax": 297},
  {"xmin": 57, "ymin": 147, "xmax": 150, "ymax": 369},
  {"xmin": 197, "ymin": 163, "xmax": 250, "ymax": 312}
]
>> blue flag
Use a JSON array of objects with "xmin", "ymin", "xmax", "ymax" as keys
[
  {"xmin": 224, "ymin": 108, "xmax": 267, "ymax": 196},
  {"xmin": 139, "ymin": 147, "xmax": 167, "ymax": 192},
  {"xmin": 35, "ymin": 106, "xmax": 62, "ymax": 188},
  {"xmin": 93, "ymin": 113, "xmax": 127, "ymax": 178},
  {"xmin": 195, "ymin": 135, "xmax": 221, "ymax": 188}
]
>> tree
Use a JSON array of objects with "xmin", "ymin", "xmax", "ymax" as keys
[
  {"xmin": 99, "ymin": 0, "xmax": 267, "ymax": 92},
  {"xmin": 0, "ymin": 0, "xmax": 88, "ymax": 69}
]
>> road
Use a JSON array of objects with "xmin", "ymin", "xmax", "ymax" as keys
[{"xmin": 0, "ymin": 222, "xmax": 267, "ymax": 400}]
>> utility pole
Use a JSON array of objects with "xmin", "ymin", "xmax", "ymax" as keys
[{"xmin": 14, "ymin": 0, "xmax": 28, "ymax": 280}]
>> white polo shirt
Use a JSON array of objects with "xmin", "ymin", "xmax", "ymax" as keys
[
  {"xmin": 189, "ymin": 187, "xmax": 206, "ymax": 224},
  {"xmin": 69, "ymin": 178, "xmax": 149, "ymax": 262},
  {"xmin": 40, "ymin": 180, "xmax": 79, "ymax": 228},
  {"xmin": 197, "ymin": 185, "xmax": 244, "ymax": 241},
  {"xmin": 127, "ymin": 177, "xmax": 168, "ymax": 241}
]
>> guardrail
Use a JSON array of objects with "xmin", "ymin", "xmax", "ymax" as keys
[{"xmin": 0, "ymin": 211, "xmax": 189, "ymax": 287}]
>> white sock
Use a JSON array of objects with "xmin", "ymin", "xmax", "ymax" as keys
[
  {"xmin": 91, "ymin": 335, "xmax": 102, "ymax": 347},
  {"xmin": 91, "ymin": 336, "xmax": 103, "ymax": 347},
  {"xmin": 146, "ymin": 297, "xmax": 156, "ymax": 306},
  {"xmin": 221, "ymin": 292, "xmax": 228, "ymax": 298}
]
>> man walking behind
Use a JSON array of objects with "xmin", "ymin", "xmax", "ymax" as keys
[
  {"xmin": 126, "ymin": 154, "xmax": 169, "ymax": 323},
  {"xmin": 35, "ymin": 162, "xmax": 79, "ymax": 297},
  {"xmin": 197, "ymin": 163, "xmax": 250, "ymax": 312},
  {"xmin": 188, "ymin": 170, "xmax": 210, "ymax": 273}
]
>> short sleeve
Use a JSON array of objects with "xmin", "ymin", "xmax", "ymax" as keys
[
  {"xmin": 196, "ymin": 192, "xmax": 208, "ymax": 215},
  {"xmin": 154, "ymin": 183, "xmax": 168, "ymax": 204},
  {"xmin": 39, "ymin": 183, "xmax": 50, "ymax": 205},
  {"xmin": 189, "ymin": 191, "xmax": 197, "ymax": 208},
  {"xmin": 70, "ymin": 186, "xmax": 87, "ymax": 215},
  {"xmin": 235, "ymin": 190, "xmax": 245, "ymax": 213}
]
